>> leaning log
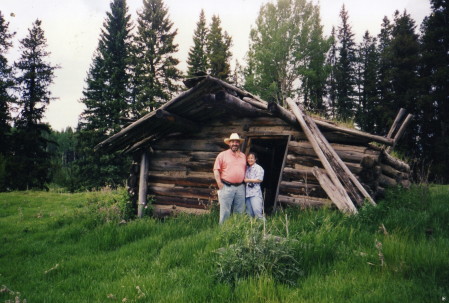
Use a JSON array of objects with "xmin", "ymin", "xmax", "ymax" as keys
[
  {"xmin": 286, "ymin": 98, "xmax": 359, "ymax": 213},
  {"xmin": 268, "ymin": 101, "xmax": 394, "ymax": 146},
  {"xmin": 138, "ymin": 152, "xmax": 149, "ymax": 218}
]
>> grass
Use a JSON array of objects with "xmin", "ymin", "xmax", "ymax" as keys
[{"xmin": 0, "ymin": 185, "xmax": 448, "ymax": 302}]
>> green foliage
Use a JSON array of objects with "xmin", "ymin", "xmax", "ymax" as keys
[
  {"xmin": 335, "ymin": 4, "xmax": 357, "ymax": 120},
  {"xmin": 131, "ymin": 0, "xmax": 182, "ymax": 114},
  {"xmin": 206, "ymin": 15, "xmax": 232, "ymax": 80},
  {"xmin": 0, "ymin": 186, "xmax": 448, "ymax": 302},
  {"xmin": 186, "ymin": 9, "xmax": 209, "ymax": 77},
  {"xmin": 76, "ymin": 0, "xmax": 133, "ymax": 190},
  {"xmin": 215, "ymin": 217, "xmax": 302, "ymax": 286},
  {"xmin": 244, "ymin": 0, "xmax": 329, "ymax": 107}
]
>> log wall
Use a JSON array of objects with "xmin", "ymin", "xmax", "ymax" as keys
[{"xmin": 143, "ymin": 115, "xmax": 410, "ymax": 210}]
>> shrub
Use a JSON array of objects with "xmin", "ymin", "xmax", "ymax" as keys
[{"xmin": 215, "ymin": 217, "xmax": 302, "ymax": 286}]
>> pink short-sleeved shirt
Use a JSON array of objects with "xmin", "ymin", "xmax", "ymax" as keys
[{"xmin": 213, "ymin": 149, "xmax": 247, "ymax": 183}]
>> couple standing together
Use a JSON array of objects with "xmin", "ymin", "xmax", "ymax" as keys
[{"xmin": 213, "ymin": 133, "xmax": 265, "ymax": 224}]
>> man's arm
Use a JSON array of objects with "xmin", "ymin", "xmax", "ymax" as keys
[{"xmin": 214, "ymin": 169, "xmax": 224, "ymax": 189}]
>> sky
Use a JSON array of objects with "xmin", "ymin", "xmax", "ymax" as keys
[{"xmin": 2, "ymin": 0, "xmax": 431, "ymax": 131}]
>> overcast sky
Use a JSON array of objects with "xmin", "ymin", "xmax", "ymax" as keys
[{"xmin": 2, "ymin": 0, "xmax": 430, "ymax": 131}]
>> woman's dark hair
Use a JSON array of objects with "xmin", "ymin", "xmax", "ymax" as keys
[{"xmin": 247, "ymin": 151, "xmax": 258, "ymax": 161}]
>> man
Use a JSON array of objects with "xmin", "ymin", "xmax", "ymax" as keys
[{"xmin": 213, "ymin": 133, "xmax": 247, "ymax": 224}]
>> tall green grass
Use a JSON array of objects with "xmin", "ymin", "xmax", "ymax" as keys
[{"xmin": 1, "ymin": 185, "xmax": 448, "ymax": 302}]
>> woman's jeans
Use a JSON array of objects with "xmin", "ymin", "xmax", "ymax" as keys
[{"xmin": 245, "ymin": 195, "xmax": 264, "ymax": 219}]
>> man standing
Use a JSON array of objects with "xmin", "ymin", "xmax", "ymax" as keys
[{"xmin": 213, "ymin": 133, "xmax": 247, "ymax": 224}]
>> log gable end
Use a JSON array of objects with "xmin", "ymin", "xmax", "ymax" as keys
[{"xmin": 96, "ymin": 76, "xmax": 411, "ymax": 216}]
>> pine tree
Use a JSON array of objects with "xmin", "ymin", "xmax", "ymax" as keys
[
  {"xmin": 76, "ymin": 0, "xmax": 133, "ymax": 189},
  {"xmin": 376, "ymin": 16, "xmax": 394, "ymax": 134},
  {"xmin": 132, "ymin": 0, "xmax": 182, "ymax": 114},
  {"xmin": 355, "ymin": 31, "xmax": 379, "ymax": 131},
  {"xmin": 0, "ymin": 11, "xmax": 15, "ymax": 190},
  {"xmin": 300, "ymin": 5, "xmax": 330, "ymax": 115},
  {"xmin": 335, "ymin": 4, "xmax": 357, "ymax": 120},
  {"xmin": 388, "ymin": 10, "xmax": 420, "ymax": 153},
  {"xmin": 12, "ymin": 19, "xmax": 58, "ymax": 189},
  {"xmin": 419, "ymin": 0, "xmax": 449, "ymax": 181},
  {"xmin": 207, "ymin": 15, "xmax": 232, "ymax": 81},
  {"xmin": 186, "ymin": 9, "xmax": 208, "ymax": 77}
]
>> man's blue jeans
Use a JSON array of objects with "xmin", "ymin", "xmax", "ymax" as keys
[{"xmin": 218, "ymin": 184, "xmax": 245, "ymax": 224}]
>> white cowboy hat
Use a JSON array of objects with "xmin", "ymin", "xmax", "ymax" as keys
[{"xmin": 224, "ymin": 133, "xmax": 244, "ymax": 144}]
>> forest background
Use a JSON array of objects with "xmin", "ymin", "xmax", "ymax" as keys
[{"xmin": 0, "ymin": 0, "xmax": 448, "ymax": 192}]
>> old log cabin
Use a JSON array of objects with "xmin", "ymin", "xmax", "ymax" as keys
[{"xmin": 96, "ymin": 75, "xmax": 411, "ymax": 216}]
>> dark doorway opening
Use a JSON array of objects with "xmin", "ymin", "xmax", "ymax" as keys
[{"xmin": 245, "ymin": 136, "xmax": 289, "ymax": 215}]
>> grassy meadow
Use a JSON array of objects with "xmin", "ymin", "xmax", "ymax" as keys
[{"xmin": 1, "ymin": 185, "xmax": 448, "ymax": 302}]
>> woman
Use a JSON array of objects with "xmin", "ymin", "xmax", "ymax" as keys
[{"xmin": 244, "ymin": 152, "xmax": 265, "ymax": 219}]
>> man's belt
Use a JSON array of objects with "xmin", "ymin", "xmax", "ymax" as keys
[{"xmin": 222, "ymin": 179, "xmax": 243, "ymax": 186}]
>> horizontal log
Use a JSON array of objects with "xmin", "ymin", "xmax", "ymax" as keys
[
  {"xmin": 153, "ymin": 204, "xmax": 210, "ymax": 217},
  {"xmin": 154, "ymin": 195, "xmax": 212, "ymax": 209},
  {"xmin": 380, "ymin": 150, "xmax": 410, "ymax": 173},
  {"xmin": 378, "ymin": 174, "xmax": 397, "ymax": 187},
  {"xmin": 153, "ymin": 138, "xmax": 225, "ymax": 152},
  {"xmin": 380, "ymin": 164, "xmax": 408, "ymax": 180},
  {"xmin": 147, "ymin": 174, "xmax": 215, "ymax": 188},
  {"xmin": 148, "ymin": 185, "xmax": 215, "ymax": 200},
  {"xmin": 279, "ymin": 180, "xmax": 327, "ymax": 197},
  {"xmin": 281, "ymin": 167, "xmax": 317, "ymax": 183},
  {"xmin": 288, "ymin": 141, "xmax": 380, "ymax": 164},
  {"xmin": 277, "ymin": 195, "xmax": 332, "ymax": 208}
]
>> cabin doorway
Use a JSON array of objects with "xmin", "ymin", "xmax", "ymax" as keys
[{"xmin": 244, "ymin": 136, "xmax": 289, "ymax": 214}]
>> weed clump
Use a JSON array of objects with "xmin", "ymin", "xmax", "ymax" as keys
[{"xmin": 215, "ymin": 217, "xmax": 302, "ymax": 286}]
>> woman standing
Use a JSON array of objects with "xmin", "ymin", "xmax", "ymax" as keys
[{"xmin": 244, "ymin": 152, "xmax": 265, "ymax": 219}]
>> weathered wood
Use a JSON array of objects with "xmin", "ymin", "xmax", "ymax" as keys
[
  {"xmin": 277, "ymin": 195, "xmax": 332, "ymax": 208},
  {"xmin": 386, "ymin": 114, "xmax": 414, "ymax": 153},
  {"xmin": 387, "ymin": 108, "xmax": 407, "ymax": 138},
  {"xmin": 153, "ymin": 204, "xmax": 210, "ymax": 218},
  {"xmin": 242, "ymin": 96, "xmax": 269, "ymax": 110},
  {"xmin": 148, "ymin": 185, "xmax": 214, "ymax": 200},
  {"xmin": 279, "ymin": 180, "xmax": 326, "ymax": 197},
  {"xmin": 273, "ymin": 135, "xmax": 291, "ymax": 211},
  {"xmin": 215, "ymin": 91, "xmax": 269, "ymax": 117},
  {"xmin": 381, "ymin": 150, "xmax": 410, "ymax": 173},
  {"xmin": 147, "ymin": 174, "xmax": 215, "ymax": 188},
  {"xmin": 288, "ymin": 141, "xmax": 380, "ymax": 164},
  {"xmin": 154, "ymin": 195, "xmax": 212, "ymax": 209},
  {"xmin": 282, "ymin": 167, "xmax": 317, "ymax": 183},
  {"xmin": 268, "ymin": 101, "xmax": 394, "ymax": 146},
  {"xmin": 154, "ymin": 109, "xmax": 201, "ymax": 132},
  {"xmin": 286, "ymin": 98, "xmax": 359, "ymax": 213},
  {"xmin": 138, "ymin": 152, "xmax": 149, "ymax": 218},
  {"xmin": 378, "ymin": 174, "xmax": 397, "ymax": 187},
  {"xmin": 380, "ymin": 163, "xmax": 408, "ymax": 180}
]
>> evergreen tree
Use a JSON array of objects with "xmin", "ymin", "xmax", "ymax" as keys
[
  {"xmin": 419, "ymin": 0, "xmax": 449, "ymax": 181},
  {"xmin": 335, "ymin": 4, "xmax": 357, "ymax": 120},
  {"xmin": 355, "ymin": 31, "xmax": 379, "ymax": 131},
  {"xmin": 186, "ymin": 9, "xmax": 208, "ymax": 77},
  {"xmin": 132, "ymin": 0, "xmax": 181, "ymax": 114},
  {"xmin": 0, "ymin": 11, "xmax": 15, "ymax": 190},
  {"xmin": 388, "ymin": 10, "xmax": 420, "ymax": 152},
  {"xmin": 376, "ymin": 16, "xmax": 394, "ymax": 134},
  {"xmin": 12, "ymin": 19, "xmax": 58, "ymax": 190},
  {"xmin": 77, "ymin": 0, "xmax": 133, "ymax": 189},
  {"xmin": 300, "ymin": 5, "xmax": 330, "ymax": 115},
  {"xmin": 207, "ymin": 15, "xmax": 232, "ymax": 81}
]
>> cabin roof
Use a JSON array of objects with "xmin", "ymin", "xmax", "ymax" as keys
[{"xmin": 95, "ymin": 75, "xmax": 393, "ymax": 153}]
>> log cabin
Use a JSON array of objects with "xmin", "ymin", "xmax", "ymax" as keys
[{"xmin": 96, "ymin": 75, "xmax": 411, "ymax": 216}]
